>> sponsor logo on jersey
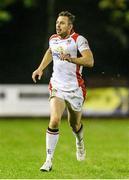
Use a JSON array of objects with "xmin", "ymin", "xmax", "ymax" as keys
[
  {"xmin": 52, "ymin": 46, "xmax": 65, "ymax": 58},
  {"xmin": 52, "ymin": 52, "xmax": 60, "ymax": 58}
]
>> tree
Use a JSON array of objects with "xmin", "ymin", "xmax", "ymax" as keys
[
  {"xmin": 98, "ymin": 0, "xmax": 129, "ymax": 48},
  {"xmin": 0, "ymin": 0, "xmax": 37, "ymax": 23}
]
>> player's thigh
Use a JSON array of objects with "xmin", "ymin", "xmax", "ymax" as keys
[{"xmin": 50, "ymin": 96, "xmax": 66, "ymax": 125}]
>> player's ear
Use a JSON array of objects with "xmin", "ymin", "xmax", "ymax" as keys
[{"xmin": 69, "ymin": 23, "xmax": 73, "ymax": 31}]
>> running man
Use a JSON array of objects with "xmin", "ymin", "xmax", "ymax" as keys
[{"xmin": 32, "ymin": 11, "xmax": 94, "ymax": 172}]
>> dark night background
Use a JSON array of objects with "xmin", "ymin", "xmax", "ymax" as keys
[{"xmin": 0, "ymin": 0, "xmax": 129, "ymax": 86}]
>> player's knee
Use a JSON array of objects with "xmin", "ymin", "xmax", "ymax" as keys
[{"xmin": 49, "ymin": 116, "xmax": 60, "ymax": 128}]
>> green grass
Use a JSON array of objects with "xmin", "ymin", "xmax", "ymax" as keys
[{"xmin": 0, "ymin": 118, "xmax": 129, "ymax": 179}]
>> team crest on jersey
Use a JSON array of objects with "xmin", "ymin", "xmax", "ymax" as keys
[{"xmin": 66, "ymin": 39, "xmax": 72, "ymax": 45}]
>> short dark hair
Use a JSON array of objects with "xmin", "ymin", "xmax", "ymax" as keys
[{"xmin": 58, "ymin": 11, "xmax": 75, "ymax": 24}]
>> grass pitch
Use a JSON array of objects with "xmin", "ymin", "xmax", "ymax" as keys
[{"xmin": 0, "ymin": 118, "xmax": 129, "ymax": 179}]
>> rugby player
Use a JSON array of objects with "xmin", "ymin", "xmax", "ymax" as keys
[{"xmin": 32, "ymin": 11, "xmax": 94, "ymax": 172}]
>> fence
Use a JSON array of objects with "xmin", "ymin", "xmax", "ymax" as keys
[{"xmin": 0, "ymin": 85, "xmax": 129, "ymax": 117}]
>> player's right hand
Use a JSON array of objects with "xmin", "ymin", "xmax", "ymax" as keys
[{"xmin": 32, "ymin": 69, "xmax": 43, "ymax": 83}]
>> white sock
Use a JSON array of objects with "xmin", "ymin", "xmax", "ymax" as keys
[{"xmin": 46, "ymin": 128, "xmax": 59, "ymax": 161}]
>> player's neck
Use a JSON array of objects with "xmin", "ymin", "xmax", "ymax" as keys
[{"xmin": 60, "ymin": 33, "xmax": 70, "ymax": 39}]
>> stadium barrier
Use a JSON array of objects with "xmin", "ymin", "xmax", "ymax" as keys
[
  {"xmin": 0, "ymin": 85, "xmax": 49, "ymax": 117},
  {"xmin": 83, "ymin": 87, "xmax": 129, "ymax": 117},
  {"xmin": 0, "ymin": 85, "xmax": 129, "ymax": 117}
]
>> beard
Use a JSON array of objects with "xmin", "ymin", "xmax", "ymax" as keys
[{"xmin": 56, "ymin": 30, "xmax": 69, "ymax": 38}]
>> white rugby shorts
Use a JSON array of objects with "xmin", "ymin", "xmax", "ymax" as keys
[{"xmin": 49, "ymin": 87, "xmax": 85, "ymax": 111}]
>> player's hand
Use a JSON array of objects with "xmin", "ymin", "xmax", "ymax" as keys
[
  {"xmin": 32, "ymin": 69, "xmax": 43, "ymax": 83},
  {"xmin": 60, "ymin": 52, "xmax": 72, "ymax": 62}
]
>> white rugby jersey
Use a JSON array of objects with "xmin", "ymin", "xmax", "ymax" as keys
[{"xmin": 49, "ymin": 32, "xmax": 90, "ymax": 93}]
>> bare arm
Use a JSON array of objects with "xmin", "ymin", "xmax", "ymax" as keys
[
  {"xmin": 32, "ymin": 48, "xmax": 52, "ymax": 83},
  {"xmin": 60, "ymin": 49, "xmax": 94, "ymax": 67}
]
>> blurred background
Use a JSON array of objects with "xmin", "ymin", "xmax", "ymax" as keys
[{"xmin": 0, "ymin": 0, "xmax": 129, "ymax": 117}]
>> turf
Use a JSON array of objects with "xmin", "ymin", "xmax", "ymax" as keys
[{"xmin": 0, "ymin": 118, "xmax": 129, "ymax": 179}]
